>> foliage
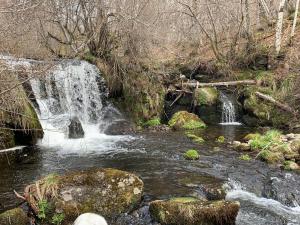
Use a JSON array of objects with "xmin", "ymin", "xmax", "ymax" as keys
[
  {"xmin": 52, "ymin": 213, "xmax": 65, "ymax": 225},
  {"xmin": 216, "ymin": 136, "xmax": 225, "ymax": 143},
  {"xmin": 184, "ymin": 149, "xmax": 200, "ymax": 160},
  {"xmin": 249, "ymin": 130, "xmax": 282, "ymax": 151},
  {"xmin": 37, "ymin": 200, "xmax": 49, "ymax": 220},
  {"xmin": 143, "ymin": 118, "xmax": 161, "ymax": 127},
  {"xmin": 239, "ymin": 154, "xmax": 251, "ymax": 161}
]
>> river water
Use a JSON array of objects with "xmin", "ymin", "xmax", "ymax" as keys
[
  {"xmin": 0, "ymin": 57, "xmax": 299, "ymax": 224},
  {"xmin": 0, "ymin": 125, "xmax": 300, "ymax": 225}
]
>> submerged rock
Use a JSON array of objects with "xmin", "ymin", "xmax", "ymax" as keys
[
  {"xmin": 25, "ymin": 168, "xmax": 143, "ymax": 224},
  {"xmin": 104, "ymin": 120, "xmax": 135, "ymax": 135},
  {"xmin": 168, "ymin": 111, "xmax": 206, "ymax": 130},
  {"xmin": 68, "ymin": 117, "xmax": 84, "ymax": 139},
  {"xmin": 0, "ymin": 208, "xmax": 29, "ymax": 225},
  {"xmin": 149, "ymin": 198, "xmax": 240, "ymax": 225}
]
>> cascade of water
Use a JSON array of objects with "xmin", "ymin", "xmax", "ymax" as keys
[
  {"xmin": 219, "ymin": 92, "xmax": 241, "ymax": 125},
  {"xmin": 1, "ymin": 56, "xmax": 131, "ymax": 154}
]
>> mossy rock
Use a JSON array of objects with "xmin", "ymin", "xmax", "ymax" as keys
[
  {"xmin": 194, "ymin": 88, "xmax": 219, "ymax": 106},
  {"xmin": 216, "ymin": 136, "xmax": 225, "ymax": 143},
  {"xmin": 26, "ymin": 168, "xmax": 144, "ymax": 224},
  {"xmin": 0, "ymin": 208, "xmax": 29, "ymax": 225},
  {"xmin": 243, "ymin": 94, "xmax": 290, "ymax": 127},
  {"xmin": 184, "ymin": 149, "xmax": 200, "ymax": 160},
  {"xmin": 169, "ymin": 111, "xmax": 206, "ymax": 130},
  {"xmin": 149, "ymin": 199, "xmax": 240, "ymax": 225},
  {"xmin": 185, "ymin": 132, "xmax": 205, "ymax": 144},
  {"xmin": 0, "ymin": 129, "xmax": 15, "ymax": 150},
  {"xmin": 258, "ymin": 150, "xmax": 285, "ymax": 164}
]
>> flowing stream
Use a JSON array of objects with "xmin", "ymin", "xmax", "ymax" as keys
[{"xmin": 0, "ymin": 58, "xmax": 300, "ymax": 225}]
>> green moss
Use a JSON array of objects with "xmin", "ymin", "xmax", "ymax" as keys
[
  {"xmin": 185, "ymin": 132, "xmax": 205, "ymax": 144},
  {"xmin": 284, "ymin": 161, "xmax": 293, "ymax": 170},
  {"xmin": 169, "ymin": 111, "xmax": 206, "ymax": 130},
  {"xmin": 239, "ymin": 154, "xmax": 251, "ymax": 161},
  {"xmin": 184, "ymin": 149, "xmax": 200, "ymax": 160},
  {"xmin": 194, "ymin": 87, "xmax": 218, "ymax": 106},
  {"xmin": 142, "ymin": 118, "xmax": 161, "ymax": 127},
  {"xmin": 216, "ymin": 136, "xmax": 225, "ymax": 143}
]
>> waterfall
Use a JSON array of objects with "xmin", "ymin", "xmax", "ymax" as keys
[
  {"xmin": 219, "ymin": 92, "xmax": 241, "ymax": 125},
  {"xmin": 1, "ymin": 56, "xmax": 131, "ymax": 154},
  {"xmin": 30, "ymin": 60, "xmax": 108, "ymax": 129}
]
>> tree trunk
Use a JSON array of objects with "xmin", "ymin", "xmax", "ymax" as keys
[
  {"xmin": 291, "ymin": 0, "xmax": 300, "ymax": 42},
  {"xmin": 255, "ymin": 91, "xmax": 297, "ymax": 115},
  {"xmin": 275, "ymin": 0, "xmax": 287, "ymax": 54},
  {"xmin": 182, "ymin": 80, "xmax": 257, "ymax": 88}
]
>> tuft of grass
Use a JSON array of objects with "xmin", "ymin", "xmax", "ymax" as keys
[
  {"xmin": 37, "ymin": 200, "xmax": 49, "ymax": 220},
  {"xmin": 239, "ymin": 154, "xmax": 251, "ymax": 161},
  {"xmin": 249, "ymin": 130, "xmax": 282, "ymax": 151},
  {"xmin": 52, "ymin": 213, "xmax": 65, "ymax": 225},
  {"xmin": 184, "ymin": 149, "xmax": 200, "ymax": 160},
  {"xmin": 143, "ymin": 118, "xmax": 161, "ymax": 127}
]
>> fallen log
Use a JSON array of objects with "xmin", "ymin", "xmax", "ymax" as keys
[
  {"xmin": 182, "ymin": 80, "xmax": 257, "ymax": 88},
  {"xmin": 255, "ymin": 91, "xmax": 297, "ymax": 115}
]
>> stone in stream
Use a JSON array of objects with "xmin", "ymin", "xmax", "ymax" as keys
[
  {"xmin": 168, "ymin": 111, "xmax": 206, "ymax": 130},
  {"xmin": 149, "ymin": 197, "xmax": 240, "ymax": 225},
  {"xmin": 68, "ymin": 117, "xmax": 85, "ymax": 139},
  {"xmin": 24, "ymin": 168, "xmax": 143, "ymax": 224},
  {"xmin": 0, "ymin": 208, "xmax": 29, "ymax": 225}
]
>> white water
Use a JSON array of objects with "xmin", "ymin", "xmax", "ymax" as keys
[
  {"xmin": 226, "ymin": 180, "xmax": 300, "ymax": 225},
  {"xmin": 0, "ymin": 57, "xmax": 132, "ymax": 155},
  {"xmin": 219, "ymin": 92, "xmax": 242, "ymax": 125}
]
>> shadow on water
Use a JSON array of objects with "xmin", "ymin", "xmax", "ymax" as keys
[{"xmin": 0, "ymin": 125, "xmax": 300, "ymax": 224}]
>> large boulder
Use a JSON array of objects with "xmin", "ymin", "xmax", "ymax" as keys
[
  {"xmin": 168, "ymin": 111, "xmax": 206, "ymax": 130},
  {"xmin": 68, "ymin": 117, "xmax": 84, "ymax": 139},
  {"xmin": 149, "ymin": 198, "xmax": 240, "ymax": 225},
  {"xmin": 0, "ymin": 208, "xmax": 29, "ymax": 225},
  {"xmin": 25, "ymin": 168, "xmax": 143, "ymax": 224}
]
